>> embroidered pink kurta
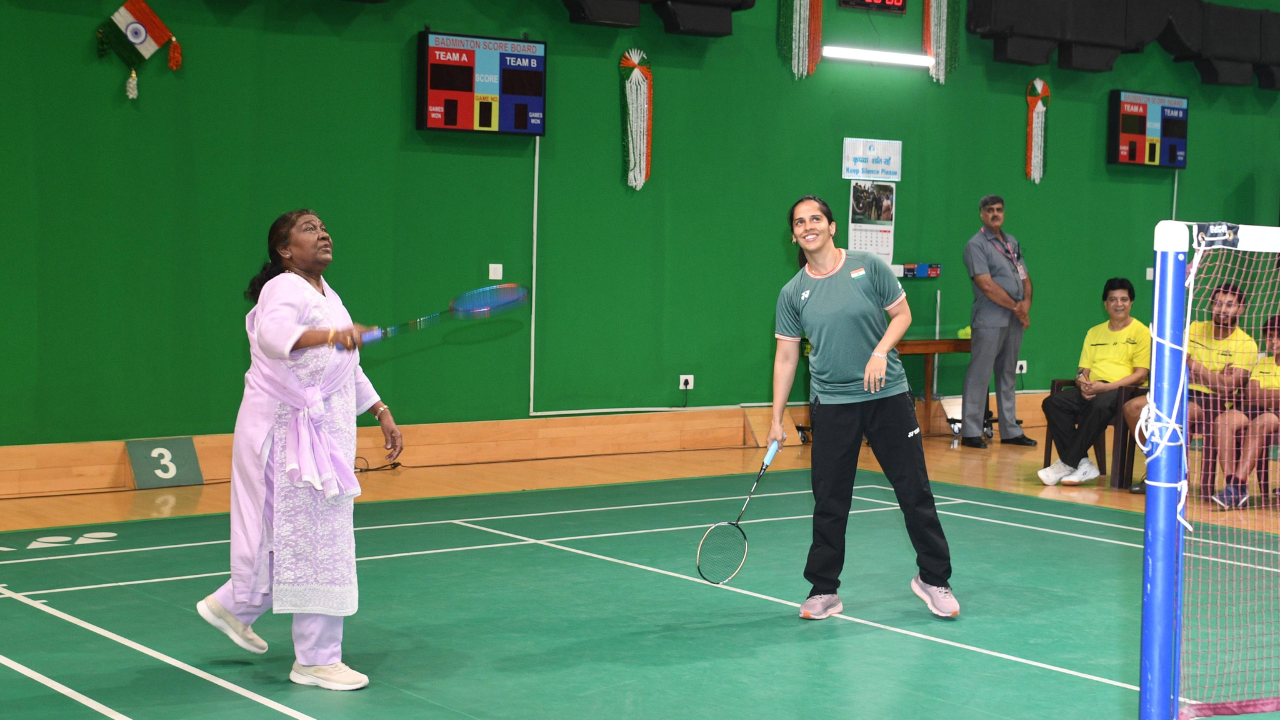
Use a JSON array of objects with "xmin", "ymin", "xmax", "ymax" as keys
[{"xmin": 228, "ymin": 273, "xmax": 379, "ymax": 616}]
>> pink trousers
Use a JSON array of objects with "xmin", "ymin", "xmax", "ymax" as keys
[{"xmin": 211, "ymin": 444, "xmax": 344, "ymax": 666}]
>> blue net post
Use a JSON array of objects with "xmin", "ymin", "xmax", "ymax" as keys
[{"xmin": 1140, "ymin": 221, "xmax": 1190, "ymax": 720}]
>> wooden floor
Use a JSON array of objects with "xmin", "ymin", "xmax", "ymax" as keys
[{"xmin": 0, "ymin": 435, "xmax": 1147, "ymax": 533}]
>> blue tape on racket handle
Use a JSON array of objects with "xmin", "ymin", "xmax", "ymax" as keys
[
  {"xmin": 360, "ymin": 329, "xmax": 383, "ymax": 345},
  {"xmin": 763, "ymin": 440, "xmax": 779, "ymax": 468}
]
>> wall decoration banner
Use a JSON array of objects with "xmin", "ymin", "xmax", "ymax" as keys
[
  {"xmin": 620, "ymin": 49, "xmax": 652, "ymax": 191},
  {"xmin": 1026, "ymin": 78, "xmax": 1050, "ymax": 184},
  {"xmin": 779, "ymin": 0, "xmax": 822, "ymax": 80},
  {"xmin": 923, "ymin": 0, "xmax": 960, "ymax": 84},
  {"xmin": 97, "ymin": 0, "xmax": 182, "ymax": 99}
]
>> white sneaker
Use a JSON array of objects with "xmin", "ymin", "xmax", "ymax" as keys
[
  {"xmin": 1037, "ymin": 460, "xmax": 1076, "ymax": 486},
  {"xmin": 290, "ymin": 661, "xmax": 369, "ymax": 691},
  {"xmin": 1061, "ymin": 458, "xmax": 1100, "ymax": 485},
  {"xmin": 197, "ymin": 596, "xmax": 267, "ymax": 654}
]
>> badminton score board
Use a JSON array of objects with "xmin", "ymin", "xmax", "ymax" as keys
[
  {"xmin": 416, "ymin": 30, "xmax": 545, "ymax": 136},
  {"xmin": 1107, "ymin": 90, "xmax": 1187, "ymax": 169}
]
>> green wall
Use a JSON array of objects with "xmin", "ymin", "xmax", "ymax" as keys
[{"xmin": 2, "ymin": 0, "xmax": 1278, "ymax": 446}]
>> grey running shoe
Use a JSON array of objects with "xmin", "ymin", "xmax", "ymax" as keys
[
  {"xmin": 911, "ymin": 575, "xmax": 960, "ymax": 618},
  {"xmin": 290, "ymin": 662, "xmax": 369, "ymax": 691},
  {"xmin": 197, "ymin": 596, "xmax": 268, "ymax": 654},
  {"xmin": 798, "ymin": 593, "xmax": 843, "ymax": 620}
]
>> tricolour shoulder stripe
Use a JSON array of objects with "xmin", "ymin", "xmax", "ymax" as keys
[
  {"xmin": 775, "ymin": 334, "xmax": 801, "ymax": 342},
  {"xmin": 884, "ymin": 292, "xmax": 907, "ymax": 311}
]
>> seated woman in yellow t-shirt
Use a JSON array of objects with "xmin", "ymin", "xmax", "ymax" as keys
[
  {"xmin": 1040, "ymin": 279, "xmax": 1150, "ymax": 486},
  {"xmin": 1224, "ymin": 316, "xmax": 1280, "ymax": 505}
]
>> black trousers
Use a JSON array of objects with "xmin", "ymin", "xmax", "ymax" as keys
[
  {"xmin": 805, "ymin": 392, "xmax": 953, "ymax": 596},
  {"xmin": 1041, "ymin": 387, "xmax": 1119, "ymax": 467}
]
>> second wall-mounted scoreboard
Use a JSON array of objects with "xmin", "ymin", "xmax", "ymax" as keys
[
  {"xmin": 416, "ymin": 30, "xmax": 545, "ymax": 136},
  {"xmin": 1107, "ymin": 90, "xmax": 1188, "ymax": 169}
]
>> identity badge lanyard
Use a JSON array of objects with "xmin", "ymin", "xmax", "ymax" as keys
[{"xmin": 986, "ymin": 231, "xmax": 1026, "ymax": 280}]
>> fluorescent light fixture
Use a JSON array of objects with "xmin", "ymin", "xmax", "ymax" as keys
[{"xmin": 822, "ymin": 46, "xmax": 935, "ymax": 68}]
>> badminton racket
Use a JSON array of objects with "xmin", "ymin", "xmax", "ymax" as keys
[
  {"xmin": 696, "ymin": 440, "xmax": 780, "ymax": 585},
  {"xmin": 360, "ymin": 284, "xmax": 529, "ymax": 345}
]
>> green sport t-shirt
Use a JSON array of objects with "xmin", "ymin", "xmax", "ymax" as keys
[{"xmin": 775, "ymin": 249, "xmax": 910, "ymax": 404}]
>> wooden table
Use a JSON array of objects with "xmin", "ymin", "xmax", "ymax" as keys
[{"xmin": 896, "ymin": 339, "xmax": 972, "ymax": 428}]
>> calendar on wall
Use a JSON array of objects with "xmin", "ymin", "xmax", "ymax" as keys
[{"xmin": 848, "ymin": 180, "xmax": 895, "ymax": 264}]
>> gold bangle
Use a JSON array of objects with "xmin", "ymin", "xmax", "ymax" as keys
[
  {"xmin": 327, "ymin": 328, "xmax": 336, "ymax": 346},
  {"xmin": 375, "ymin": 405, "xmax": 389, "ymax": 419}
]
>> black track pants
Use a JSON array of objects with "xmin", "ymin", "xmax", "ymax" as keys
[
  {"xmin": 1041, "ymin": 387, "xmax": 1119, "ymax": 468},
  {"xmin": 804, "ymin": 391, "xmax": 953, "ymax": 596}
]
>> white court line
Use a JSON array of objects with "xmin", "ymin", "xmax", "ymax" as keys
[
  {"xmin": 450, "ymin": 520, "xmax": 1141, "ymax": 694},
  {"xmin": 0, "ymin": 490, "xmax": 818, "ymax": 566},
  {"xmin": 860, "ymin": 481, "xmax": 1141, "ymax": 532},
  {"xmin": 0, "ymin": 585, "xmax": 318, "ymax": 720},
  {"xmin": 355, "ymin": 540, "xmax": 535, "ymax": 563},
  {"xmin": 0, "ymin": 540, "xmax": 228, "ymax": 566},
  {"xmin": 0, "ymin": 652, "xmax": 132, "ymax": 719},
  {"xmin": 353, "ymin": 489, "xmax": 816, "ymax": 532},
  {"xmin": 20, "ymin": 571, "xmax": 231, "ymax": 597},
  {"xmin": 11, "ymin": 505, "xmax": 965, "ymax": 598}
]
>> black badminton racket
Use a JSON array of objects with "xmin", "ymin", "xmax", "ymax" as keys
[{"xmin": 696, "ymin": 440, "xmax": 780, "ymax": 585}]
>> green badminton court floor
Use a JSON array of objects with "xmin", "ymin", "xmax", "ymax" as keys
[{"xmin": 1, "ymin": 470, "xmax": 1153, "ymax": 719}]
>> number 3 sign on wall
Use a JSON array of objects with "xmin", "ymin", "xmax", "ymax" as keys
[{"xmin": 125, "ymin": 437, "xmax": 204, "ymax": 489}]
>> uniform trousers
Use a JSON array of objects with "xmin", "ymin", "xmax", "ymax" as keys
[
  {"xmin": 962, "ymin": 323, "xmax": 1025, "ymax": 440},
  {"xmin": 212, "ymin": 446, "xmax": 344, "ymax": 666},
  {"xmin": 805, "ymin": 392, "xmax": 953, "ymax": 596}
]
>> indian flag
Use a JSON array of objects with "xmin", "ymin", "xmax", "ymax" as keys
[{"xmin": 100, "ymin": 0, "xmax": 174, "ymax": 67}]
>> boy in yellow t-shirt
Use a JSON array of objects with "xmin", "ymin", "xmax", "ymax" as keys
[
  {"xmin": 1224, "ymin": 316, "xmax": 1280, "ymax": 504},
  {"xmin": 1187, "ymin": 282, "xmax": 1259, "ymax": 510},
  {"xmin": 1040, "ymin": 279, "xmax": 1151, "ymax": 486}
]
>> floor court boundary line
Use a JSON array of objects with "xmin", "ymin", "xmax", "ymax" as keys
[
  {"xmin": 353, "ymin": 489, "xmax": 817, "ymax": 532},
  {"xmin": 5, "ymin": 503, "xmax": 961, "ymax": 598},
  {"xmin": 18, "ymin": 571, "xmax": 231, "ymax": 597},
  {"xmin": 0, "ymin": 540, "xmax": 229, "ymax": 566},
  {"xmin": 859, "ymin": 484, "xmax": 1146, "ymax": 532},
  {"xmin": 449, "ymin": 521, "xmax": 1142, "ymax": 694},
  {"xmin": 0, "ymin": 652, "xmax": 133, "ymax": 720},
  {"xmin": 0, "ymin": 584, "xmax": 319, "ymax": 720}
]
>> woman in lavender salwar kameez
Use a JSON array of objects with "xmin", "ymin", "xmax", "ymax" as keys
[{"xmin": 197, "ymin": 210, "xmax": 403, "ymax": 691}]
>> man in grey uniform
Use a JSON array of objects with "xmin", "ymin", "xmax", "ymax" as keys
[{"xmin": 960, "ymin": 195, "xmax": 1038, "ymax": 448}]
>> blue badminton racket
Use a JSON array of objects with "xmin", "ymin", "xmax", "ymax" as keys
[
  {"xmin": 360, "ymin": 284, "xmax": 529, "ymax": 345},
  {"xmin": 696, "ymin": 440, "xmax": 780, "ymax": 585}
]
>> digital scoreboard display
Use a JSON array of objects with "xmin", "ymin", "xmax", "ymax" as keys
[
  {"xmin": 1107, "ymin": 90, "xmax": 1187, "ymax": 169},
  {"xmin": 416, "ymin": 30, "xmax": 545, "ymax": 136},
  {"xmin": 838, "ymin": 0, "xmax": 906, "ymax": 13}
]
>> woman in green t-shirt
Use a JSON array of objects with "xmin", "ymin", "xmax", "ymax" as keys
[{"xmin": 768, "ymin": 196, "xmax": 957, "ymax": 621}]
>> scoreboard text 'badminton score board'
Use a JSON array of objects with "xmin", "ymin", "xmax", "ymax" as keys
[
  {"xmin": 1107, "ymin": 90, "xmax": 1187, "ymax": 169},
  {"xmin": 416, "ymin": 30, "xmax": 546, "ymax": 136}
]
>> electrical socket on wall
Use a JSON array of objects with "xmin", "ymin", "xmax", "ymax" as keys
[
  {"xmin": 1146, "ymin": 267, "xmax": 1154, "ymax": 281},
  {"xmin": 489, "ymin": 264, "xmax": 503, "ymax": 280},
  {"xmin": 1016, "ymin": 361, "xmax": 1028, "ymax": 374},
  {"xmin": 679, "ymin": 375, "xmax": 694, "ymax": 390}
]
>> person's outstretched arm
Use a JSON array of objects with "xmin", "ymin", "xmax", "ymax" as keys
[{"xmin": 767, "ymin": 340, "xmax": 800, "ymax": 447}]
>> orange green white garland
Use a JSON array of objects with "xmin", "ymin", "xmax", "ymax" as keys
[
  {"xmin": 621, "ymin": 49, "xmax": 653, "ymax": 191},
  {"xmin": 1026, "ymin": 78, "xmax": 1050, "ymax": 184}
]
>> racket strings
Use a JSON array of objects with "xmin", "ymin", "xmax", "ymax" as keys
[{"xmin": 697, "ymin": 523, "xmax": 748, "ymax": 585}]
